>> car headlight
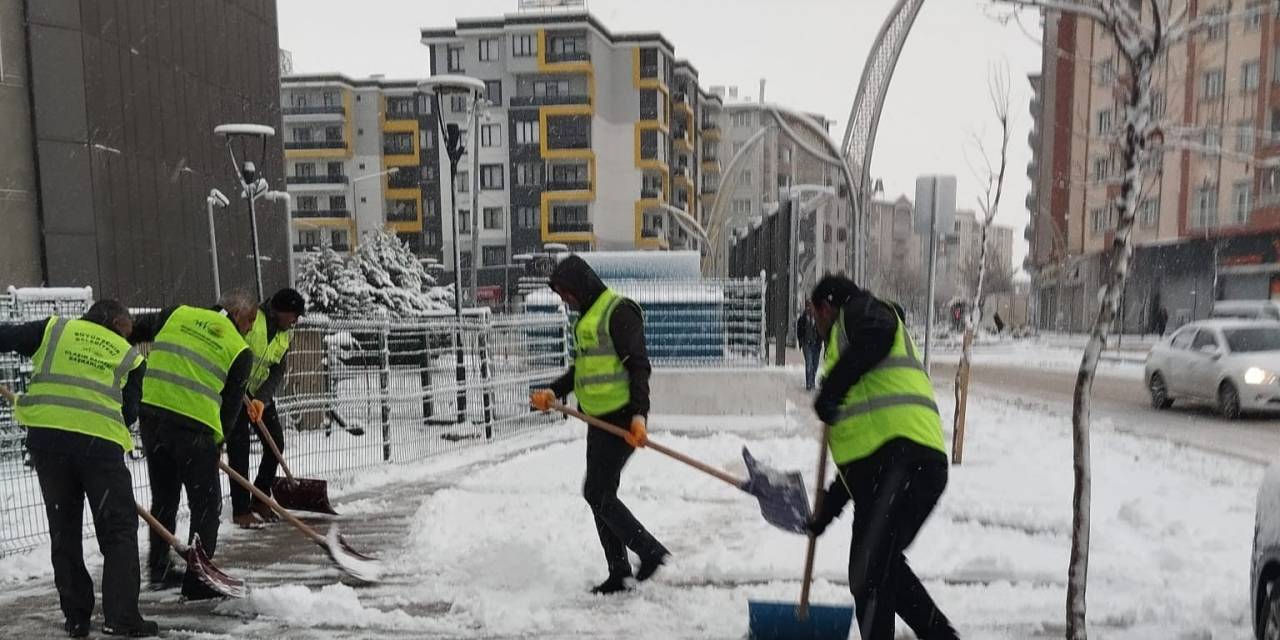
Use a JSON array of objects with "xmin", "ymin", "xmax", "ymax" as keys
[{"xmin": 1244, "ymin": 367, "xmax": 1278, "ymax": 385}]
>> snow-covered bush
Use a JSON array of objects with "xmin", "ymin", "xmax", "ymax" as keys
[{"xmin": 297, "ymin": 229, "xmax": 454, "ymax": 317}]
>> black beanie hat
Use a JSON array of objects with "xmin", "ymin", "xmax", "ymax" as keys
[{"xmin": 270, "ymin": 288, "xmax": 306, "ymax": 316}]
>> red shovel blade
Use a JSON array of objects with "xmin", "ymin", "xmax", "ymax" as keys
[
  {"xmin": 185, "ymin": 535, "xmax": 247, "ymax": 598},
  {"xmin": 316, "ymin": 524, "xmax": 383, "ymax": 583},
  {"xmin": 271, "ymin": 476, "xmax": 338, "ymax": 515}
]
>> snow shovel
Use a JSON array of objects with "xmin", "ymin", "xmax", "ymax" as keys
[
  {"xmin": 243, "ymin": 396, "xmax": 338, "ymax": 515},
  {"xmin": 326, "ymin": 408, "xmax": 365, "ymax": 436},
  {"xmin": 747, "ymin": 423, "xmax": 855, "ymax": 640},
  {"xmin": 135, "ymin": 503, "xmax": 247, "ymax": 598},
  {"xmin": 218, "ymin": 459, "xmax": 382, "ymax": 583},
  {"xmin": 549, "ymin": 401, "xmax": 811, "ymax": 534}
]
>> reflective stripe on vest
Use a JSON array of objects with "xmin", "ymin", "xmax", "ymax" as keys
[
  {"xmin": 825, "ymin": 305, "xmax": 946, "ymax": 464},
  {"xmin": 246, "ymin": 309, "xmax": 291, "ymax": 394},
  {"xmin": 573, "ymin": 289, "xmax": 633, "ymax": 416},
  {"xmin": 14, "ymin": 317, "xmax": 143, "ymax": 451},
  {"xmin": 141, "ymin": 306, "xmax": 247, "ymax": 442}
]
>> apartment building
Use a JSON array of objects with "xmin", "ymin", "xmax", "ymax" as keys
[
  {"xmin": 419, "ymin": 10, "xmax": 718, "ymax": 284},
  {"xmin": 280, "ymin": 75, "xmax": 443, "ymax": 267},
  {"xmin": 1030, "ymin": 2, "xmax": 1280, "ymax": 332}
]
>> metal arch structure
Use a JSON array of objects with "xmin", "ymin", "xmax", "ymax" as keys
[{"xmin": 842, "ymin": 0, "xmax": 927, "ymax": 284}]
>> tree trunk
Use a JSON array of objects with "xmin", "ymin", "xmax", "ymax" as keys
[
  {"xmin": 1066, "ymin": 54, "xmax": 1151, "ymax": 640},
  {"xmin": 951, "ymin": 328, "xmax": 972, "ymax": 464}
]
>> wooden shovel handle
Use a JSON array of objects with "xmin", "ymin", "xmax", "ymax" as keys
[
  {"xmin": 550, "ymin": 401, "xmax": 747, "ymax": 489},
  {"xmin": 798, "ymin": 422, "xmax": 832, "ymax": 619},
  {"xmin": 135, "ymin": 502, "xmax": 186, "ymax": 553},
  {"xmin": 218, "ymin": 459, "xmax": 323, "ymax": 545},
  {"xmin": 0, "ymin": 385, "xmax": 15, "ymax": 404},
  {"xmin": 243, "ymin": 396, "xmax": 295, "ymax": 481}
]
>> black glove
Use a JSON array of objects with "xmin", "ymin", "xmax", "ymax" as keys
[
  {"xmin": 814, "ymin": 396, "xmax": 840, "ymax": 425},
  {"xmin": 806, "ymin": 516, "xmax": 829, "ymax": 538}
]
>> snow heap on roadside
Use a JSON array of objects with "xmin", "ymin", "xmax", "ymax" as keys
[{"xmin": 297, "ymin": 228, "xmax": 454, "ymax": 317}]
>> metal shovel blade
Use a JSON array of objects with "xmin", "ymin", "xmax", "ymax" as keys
[
  {"xmin": 747, "ymin": 600, "xmax": 855, "ymax": 640},
  {"xmin": 320, "ymin": 524, "xmax": 383, "ymax": 583},
  {"xmin": 272, "ymin": 476, "xmax": 339, "ymax": 515},
  {"xmin": 742, "ymin": 447, "xmax": 811, "ymax": 534},
  {"xmin": 184, "ymin": 535, "xmax": 247, "ymax": 599}
]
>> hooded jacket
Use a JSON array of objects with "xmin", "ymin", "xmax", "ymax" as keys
[{"xmin": 546, "ymin": 255, "xmax": 651, "ymax": 420}]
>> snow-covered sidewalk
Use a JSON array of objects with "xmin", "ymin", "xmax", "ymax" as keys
[{"xmin": 0, "ymin": 373, "xmax": 1261, "ymax": 638}]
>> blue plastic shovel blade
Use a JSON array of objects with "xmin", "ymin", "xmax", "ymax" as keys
[
  {"xmin": 747, "ymin": 599, "xmax": 855, "ymax": 640},
  {"xmin": 743, "ymin": 447, "xmax": 811, "ymax": 534}
]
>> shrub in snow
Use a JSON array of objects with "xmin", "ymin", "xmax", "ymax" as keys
[{"xmin": 297, "ymin": 229, "xmax": 455, "ymax": 317}]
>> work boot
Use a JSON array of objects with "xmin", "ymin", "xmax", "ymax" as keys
[
  {"xmin": 636, "ymin": 551, "xmax": 670, "ymax": 582},
  {"xmin": 63, "ymin": 619, "xmax": 89, "ymax": 638},
  {"xmin": 233, "ymin": 512, "xmax": 263, "ymax": 529},
  {"xmin": 589, "ymin": 574, "xmax": 632, "ymax": 595},
  {"xmin": 250, "ymin": 498, "xmax": 279, "ymax": 522},
  {"xmin": 102, "ymin": 619, "xmax": 158, "ymax": 638},
  {"xmin": 148, "ymin": 566, "xmax": 184, "ymax": 591}
]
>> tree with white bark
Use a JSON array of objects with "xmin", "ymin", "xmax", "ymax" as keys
[
  {"xmin": 952, "ymin": 67, "xmax": 1012, "ymax": 466},
  {"xmin": 992, "ymin": 1, "xmax": 1262, "ymax": 637}
]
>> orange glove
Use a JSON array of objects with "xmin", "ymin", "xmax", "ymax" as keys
[
  {"xmin": 246, "ymin": 399, "xmax": 265, "ymax": 423},
  {"xmin": 530, "ymin": 389, "xmax": 556, "ymax": 412},
  {"xmin": 625, "ymin": 416, "xmax": 648, "ymax": 448}
]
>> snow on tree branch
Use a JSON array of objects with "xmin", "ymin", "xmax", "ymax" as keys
[{"xmin": 297, "ymin": 228, "xmax": 455, "ymax": 318}]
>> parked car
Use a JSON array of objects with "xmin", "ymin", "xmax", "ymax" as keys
[
  {"xmin": 1212, "ymin": 300, "xmax": 1280, "ymax": 321},
  {"xmin": 1252, "ymin": 464, "xmax": 1280, "ymax": 638},
  {"xmin": 1145, "ymin": 319, "xmax": 1280, "ymax": 419}
]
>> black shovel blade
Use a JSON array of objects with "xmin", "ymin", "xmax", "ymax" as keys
[
  {"xmin": 319, "ymin": 524, "xmax": 383, "ymax": 583},
  {"xmin": 271, "ymin": 477, "xmax": 339, "ymax": 515},
  {"xmin": 185, "ymin": 535, "xmax": 247, "ymax": 599},
  {"xmin": 742, "ymin": 447, "xmax": 811, "ymax": 534}
]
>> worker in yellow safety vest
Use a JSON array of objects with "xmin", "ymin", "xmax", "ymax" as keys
[
  {"xmin": 805, "ymin": 275, "xmax": 959, "ymax": 640},
  {"xmin": 0, "ymin": 300, "xmax": 157, "ymax": 638},
  {"xmin": 130, "ymin": 290, "xmax": 256, "ymax": 602},
  {"xmin": 226, "ymin": 288, "xmax": 304, "ymax": 528},
  {"xmin": 530, "ymin": 254, "xmax": 670, "ymax": 596}
]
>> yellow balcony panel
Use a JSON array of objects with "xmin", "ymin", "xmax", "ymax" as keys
[
  {"xmin": 388, "ymin": 220, "xmax": 422, "ymax": 233},
  {"xmin": 384, "ymin": 154, "xmax": 418, "ymax": 168},
  {"xmin": 701, "ymin": 127, "xmax": 721, "ymax": 140},
  {"xmin": 385, "ymin": 187, "xmax": 422, "ymax": 200}
]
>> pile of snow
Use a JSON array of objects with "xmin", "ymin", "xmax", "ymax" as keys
[
  {"xmin": 218, "ymin": 583, "xmax": 424, "ymax": 630},
  {"xmin": 297, "ymin": 229, "xmax": 454, "ymax": 317}
]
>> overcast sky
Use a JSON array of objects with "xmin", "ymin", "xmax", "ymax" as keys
[{"xmin": 278, "ymin": 0, "xmax": 1041, "ymax": 270}]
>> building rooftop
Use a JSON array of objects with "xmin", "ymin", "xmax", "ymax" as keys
[
  {"xmin": 421, "ymin": 11, "xmax": 676, "ymax": 55},
  {"xmin": 282, "ymin": 73, "xmax": 425, "ymax": 90}
]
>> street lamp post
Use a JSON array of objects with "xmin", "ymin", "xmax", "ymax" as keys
[
  {"xmin": 421, "ymin": 75, "xmax": 487, "ymax": 424},
  {"xmin": 206, "ymin": 189, "xmax": 230, "ymax": 298},
  {"xmin": 215, "ymin": 123, "xmax": 277, "ymax": 301}
]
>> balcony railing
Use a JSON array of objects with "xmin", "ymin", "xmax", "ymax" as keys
[
  {"xmin": 701, "ymin": 184, "xmax": 717, "ymax": 195},
  {"xmin": 387, "ymin": 109, "xmax": 417, "ymax": 120},
  {"xmin": 547, "ymin": 179, "xmax": 591, "ymax": 191},
  {"xmin": 283, "ymin": 105, "xmax": 345, "ymax": 116},
  {"xmin": 546, "ymin": 49, "xmax": 590, "ymax": 63},
  {"xmin": 641, "ymin": 186, "xmax": 661, "ymax": 199},
  {"xmin": 383, "ymin": 145, "xmax": 415, "ymax": 156},
  {"xmin": 641, "ymin": 227, "xmax": 662, "ymax": 238},
  {"xmin": 639, "ymin": 64, "xmax": 658, "ymax": 79},
  {"xmin": 292, "ymin": 209, "xmax": 350, "ymax": 219},
  {"xmin": 549, "ymin": 220, "xmax": 592, "ymax": 233},
  {"xmin": 288, "ymin": 175, "xmax": 349, "ymax": 185},
  {"xmin": 285, "ymin": 140, "xmax": 346, "ymax": 150},
  {"xmin": 509, "ymin": 94, "xmax": 590, "ymax": 107},
  {"xmin": 388, "ymin": 174, "xmax": 420, "ymax": 189}
]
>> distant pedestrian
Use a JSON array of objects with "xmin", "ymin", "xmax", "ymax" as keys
[
  {"xmin": 993, "ymin": 312, "xmax": 1005, "ymax": 334},
  {"xmin": 1155, "ymin": 306, "xmax": 1169, "ymax": 336},
  {"xmin": 796, "ymin": 302, "xmax": 822, "ymax": 390}
]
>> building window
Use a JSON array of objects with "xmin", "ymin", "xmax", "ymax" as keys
[
  {"xmin": 1263, "ymin": 168, "xmax": 1280, "ymax": 203},
  {"xmin": 1232, "ymin": 180, "xmax": 1252, "ymax": 225},
  {"xmin": 485, "ymin": 80, "xmax": 502, "ymax": 105},
  {"xmin": 386, "ymin": 199, "xmax": 416, "ymax": 222},
  {"xmin": 478, "ymin": 38, "xmax": 499, "ymax": 62},
  {"xmin": 292, "ymin": 128, "xmax": 313, "ymax": 142},
  {"xmin": 420, "ymin": 165, "xmax": 438, "ymax": 182},
  {"xmin": 1248, "ymin": 0, "xmax": 1265, "ymax": 30},
  {"xmin": 1202, "ymin": 128, "xmax": 1221, "ymax": 155},
  {"xmin": 1141, "ymin": 151, "xmax": 1161, "ymax": 174},
  {"xmin": 1206, "ymin": 8, "xmax": 1227, "ymax": 41},
  {"xmin": 1139, "ymin": 197, "xmax": 1159, "ymax": 228},
  {"xmin": 297, "ymin": 195, "xmax": 317, "ymax": 211},
  {"xmin": 423, "ymin": 198, "xmax": 438, "ymax": 218},
  {"xmin": 1193, "ymin": 185, "xmax": 1219, "ymax": 228},
  {"xmin": 295, "ymin": 162, "xmax": 316, "ymax": 177},
  {"xmin": 483, "ymin": 246, "xmax": 506, "ymax": 266},
  {"xmin": 383, "ymin": 132, "xmax": 414, "ymax": 155},
  {"xmin": 458, "ymin": 211, "xmax": 471, "ymax": 234},
  {"xmin": 325, "ymin": 125, "xmax": 343, "ymax": 141},
  {"xmin": 551, "ymin": 204, "xmax": 589, "ymax": 228},
  {"xmin": 534, "ymin": 79, "xmax": 572, "ymax": 97},
  {"xmin": 1090, "ymin": 207, "xmax": 1106, "ymax": 233},
  {"xmin": 326, "ymin": 162, "xmax": 344, "ymax": 177},
  {"xmin": 1243, "ymin": 60, "xmax": 1261, "ymax": 94},
  {"xmin": 483, "ymin": 207, "xmax": 503, "ymax": 230},
  {"xmin": 420, "ymin": 128, "xmax": 434, "ymax": 150},
  {"xmin": 417, "ymin": 94, "xmax": 433, "ymax": 115},
  {"xmin": 837, "ymin": 228, "xmax": 847, "ymax": 242},
  {"xmin": 451, "ymin": 95, "xmax": 467, "ymax": 112},
  {"xmin": 1097, "ymin": 58, "xmax": 1114, "ymax": 85},
  {"xmin": 329, "ymin": 195, "xmax": 347, "ymax": 210},
  {"xmin": 517, "ymin": 206, "xmax": 538, "ymax": 228},
  {"xmin": 731, "ymin": 199, "xmax": 751, "ymax": 215},
  {"xmin": 550, "ymin": 163, "xmax": 588, "ymax": 186},
  {"xmin": 514, "ymin": 162, "xmax": 545, "ymax": 186},
  {"xmin": 515, "ymin": 120, "xmax": 539, "ymax": 145},
  {"xmin": 513, "ymin": 33, "xmax": 536, "ymax": 57},
  {"xmin": 387, "ymin": 96, "xmax": 416, "ymax": 118},
  {"xmin": 1093, "ymin": 157, "xmax": 1109, "ymax": 182},
  {"xmin": 292, "ymin": 93, "xmax": 308, "ymax": 108},
  {"xmin": 731, "ymin": 112, "xmax": 752, "ymax": 127},
  {"xmin": 459, "ymin": 251, "xmax": 472, "ymax": 269},
  {"xmin": 322, "ymin": 91, "xmax": 339, "ymax": 106},
  {"xmin": 742, "ymin": 170, "xmax": 752, "ymax": 186},
  {"xmin": 457, "ymin": 170, "xmax": 469, "ymax": 193},
  {"xmin": 481, "ymin": 124, "xmax": 501, "ymax": 148},
  {"xmin": 447, "ymin": 45, "xmax": 464, "ymax": 72},
  {"xmin": 1096, "ymin": 109, "xmax": 1112, "ymax": 135},
  {"xmin": 1237, "ymin": 120, "xmax": 1256, "ymax": 153},
  {"xmin": 480, "ymin": 164, "xmax": 504, "ymax": 190},
  {"xmin": 1203, "ymin": 68, "xmax": 1225, "ymax": 100}
]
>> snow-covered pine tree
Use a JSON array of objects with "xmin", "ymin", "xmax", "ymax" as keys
[{"xmin": 297, "ymin": 244, "xmax": 375, "ymax": 316}]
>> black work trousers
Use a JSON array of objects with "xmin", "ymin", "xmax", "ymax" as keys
[
  {"xmin": 226, "ymin": 404, "xmax": 283, "ymax": 515},
  {"xmin": 842, "ymin": 442, "xmax": 959, "ymax": 640},
  {"xmin": 582, "ymin": 418, "xmax": 667, "ymax": 578},
  {"xmin": 140, "ymin": 412, "xmax": 221, "ymax": 593},
  {"xmin": 29, "ymin": 447, "xmax": 144, "ymax": 628}
]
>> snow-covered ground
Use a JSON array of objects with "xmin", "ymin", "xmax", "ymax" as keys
[
  {"xmin": 0, "ymin": 369, "xmax": 1262, "ymax": 638},
  {"xmin": 931, "ymin": 337, "xmax": 1149, "ymax": 381}
]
